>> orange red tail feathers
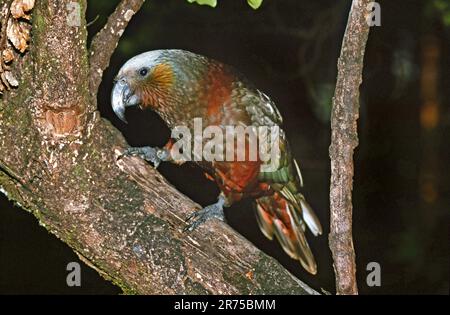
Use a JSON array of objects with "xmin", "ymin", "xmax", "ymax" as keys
[{"xmin": 254, "ymin": 192, "xmax": 321, "ymax": 274}]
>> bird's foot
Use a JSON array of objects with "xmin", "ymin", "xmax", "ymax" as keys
[
  {"xmin": 184, "ymin": 196, "xmax": 226, "ymax": 232},
  {"xmin": 118, "ymin": 146, "xmax": 169, "ymax": 169}
]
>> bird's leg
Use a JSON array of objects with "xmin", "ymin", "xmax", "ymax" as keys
[
  {"xmin": 119, "ymin": 146, "xmax": 167, "ymax": 168},
  {"xmin": 119, "ymin": 139, "xmax": 185, "ymax": 168},
  {"xmin": 184, "ymin": 194, "xmax": 227, "ymax": 232}
]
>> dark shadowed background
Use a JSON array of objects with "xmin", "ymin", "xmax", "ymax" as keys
[{"xmin": 0, "ymin": 0, "xmax": 448, "ymax": 294}]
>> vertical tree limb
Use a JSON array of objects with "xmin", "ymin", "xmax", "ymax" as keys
[
  {"xmin": 88, "ymin": 0, "xmax": 145, "ymax": 100},
  {"xmin": 329, "ymin": 0, "xmax": 371, "ymax": 295},
  {"xmin": 31, "ymin": 0, "xmax": 89, "ymax": 138}
]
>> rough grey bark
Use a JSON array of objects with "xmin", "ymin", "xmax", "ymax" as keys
[
  {"xmin": 89, "ymin": 0, "xmax": 145, "ymax": 102},
  {"xmin": 329, "ymin": 0, "xmax": 371, "ymax": 295},
  {"xmin": 0, "ymin": 0, "xmax": 317, "ymax": 294}
]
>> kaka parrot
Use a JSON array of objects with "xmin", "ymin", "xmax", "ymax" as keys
[{"xmin": 111, "ymin": 49, "xmax": 322, "ymax": 274}]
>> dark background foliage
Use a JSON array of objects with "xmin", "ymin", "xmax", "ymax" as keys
[{"xmin": 0, "ymin": 0, "xmax": 448, "ymax": 294}]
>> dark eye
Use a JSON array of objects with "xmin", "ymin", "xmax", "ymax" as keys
[{"xmin": 139, "ymin": 68, "xmax": 148, "ymax": 77}]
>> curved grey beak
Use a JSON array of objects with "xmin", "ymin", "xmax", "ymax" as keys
[{"xmin": 111, "ymin": 79, "xmax": 141, "ymax": 123}]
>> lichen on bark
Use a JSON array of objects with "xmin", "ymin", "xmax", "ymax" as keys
[{"xmin": 328, "ymin": 0, "xmax": 371, "ymax": 295}]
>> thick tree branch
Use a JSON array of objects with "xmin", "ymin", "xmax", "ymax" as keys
[
  {"xmin": 30, "ymin": 0, "xmax": 90, "ymax": 137},
  {"xmin": 88, "ymin": 0, "xmax": 145, "ymax": 99},
  {"xmin": 329, "ymin": 0, "xmax": 371, "ymax": 295},
  {"xmin": 0, "ymin": 119, "xmax": 318, "ymax": 294},
  {"xmin": 0, "ymin": 0, "xmax": 317, "ymax": 294}
]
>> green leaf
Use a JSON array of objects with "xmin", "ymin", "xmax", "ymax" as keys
[
  {"xmin": 247, "ymin": 0, "xmax": 263, "ymax": 10},
  {"xmin": 187, "ymin": 0, "xmax": 217, "ymax": 8}
]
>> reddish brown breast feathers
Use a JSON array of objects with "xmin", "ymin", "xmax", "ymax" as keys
[{"xmin": 203, "ymin": 63, "xmax": 233, "ymax": 125}]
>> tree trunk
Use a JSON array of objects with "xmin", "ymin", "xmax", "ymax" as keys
[
  {"xmin": 329, "ymin": 0, "xmax": 371, "ymax": 295},
  {"xmin": 0, "ymin": 0, "xmax": 317, "ymax": 295}
]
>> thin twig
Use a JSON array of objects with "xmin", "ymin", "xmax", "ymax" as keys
[{"xmin": 88, "ymin": 0, "xmax": 145, "ymax": 98}]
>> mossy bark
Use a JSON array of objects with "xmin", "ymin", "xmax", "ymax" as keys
[{"xmin": 0, "ymin": 0, "xmax": 316, "ymax": 294}]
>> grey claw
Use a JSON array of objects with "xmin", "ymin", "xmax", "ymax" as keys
[
  {"xmin": 184, "ymin": 219, "xmax": 202, "ymax": 232},
  {"xmin": 119, "ymin": 146, "xmax": 162, "ymax": 168},
  {"xmin": 117, "ymin": 148, "xmax": 133, "ymax": 160},
  {"xmin": 185, "ymin": 212, "xmax": 196, "ymax": 223},
  {"xmin": 184, "ymin": 199, "xmax": 225, "ymax": 232}
]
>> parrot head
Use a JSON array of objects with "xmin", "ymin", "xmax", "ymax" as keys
[
  {"xmin": 111, "ymin": 49, "xmax": 206, "ymax": 123},
  {"xmin": 111, "ymin": 50, "xmax": 175, "ymax": 123}
]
